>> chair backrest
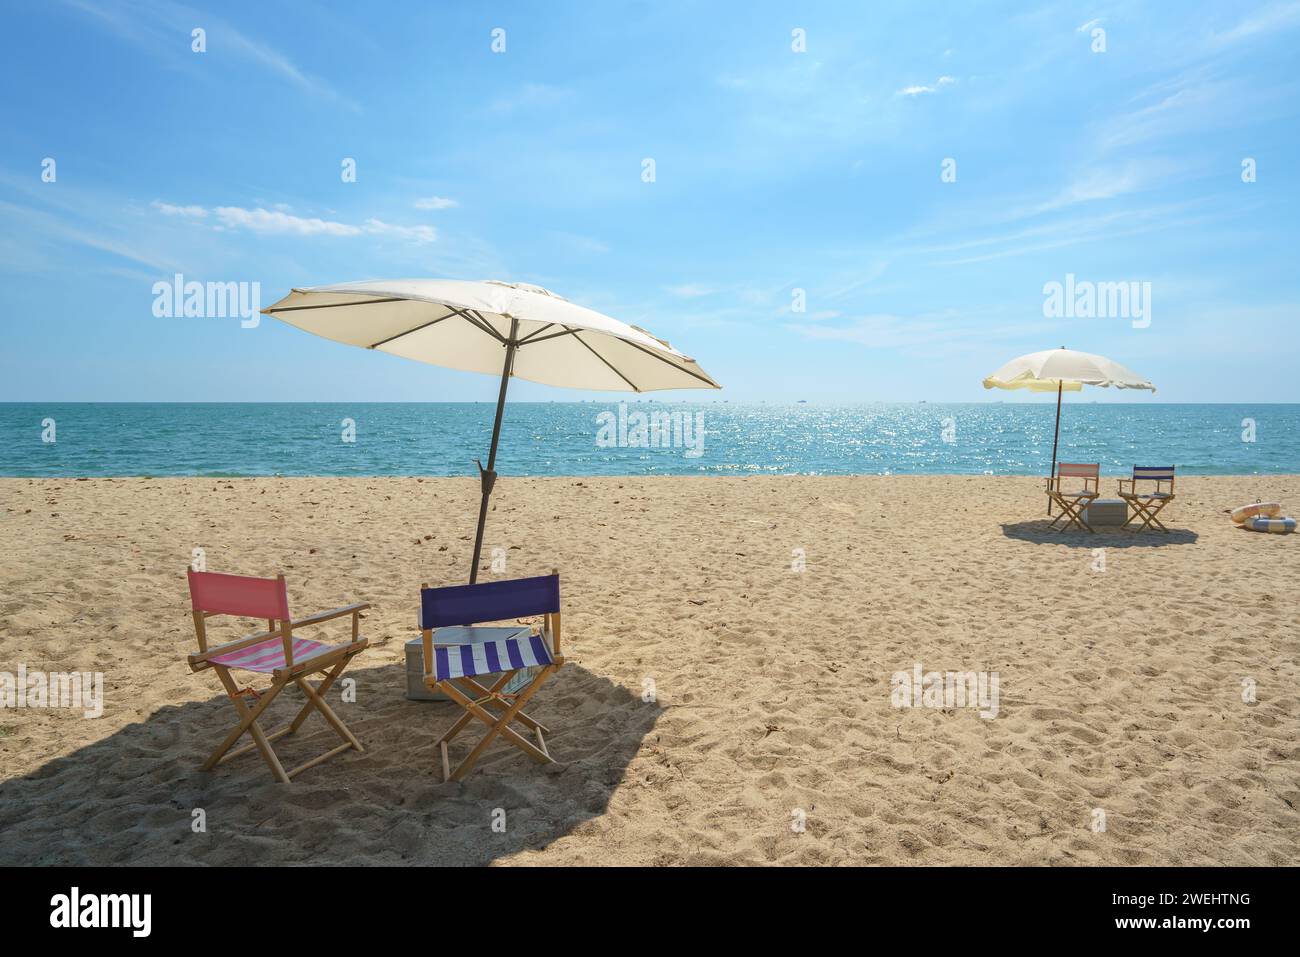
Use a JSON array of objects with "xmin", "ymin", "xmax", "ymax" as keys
[
  {"xmin": 420, "ymin": 574, "xmax": 560, "ymax": 629},
  {"xmin": 1132, "ymin": 465, "xmax": 1175, "ymax": 485},
  {"xmin": 187, "ymin": 568, "xmax": 290, "ymax": 621},
  {"xmin": 1055, "ymin": 462, "xmax": 1099, "ymax": 493},
  {"xmin": 1057, "ymin": 462, "xmax": 1099, "ymax": 479}
]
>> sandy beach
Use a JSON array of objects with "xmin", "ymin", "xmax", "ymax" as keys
[{"xmin": 0, "ymin": 474, "xmax": 1296, "ymax": 866}]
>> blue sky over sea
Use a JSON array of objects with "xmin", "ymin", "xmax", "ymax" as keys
[{"xmin": 0, "ymin": 1, "xmax": 1297, "ymax": 403}]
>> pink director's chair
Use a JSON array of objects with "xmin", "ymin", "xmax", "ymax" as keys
[{"xmin": 185, "ymin": 568, "xmax": 369, "ymax": 783}]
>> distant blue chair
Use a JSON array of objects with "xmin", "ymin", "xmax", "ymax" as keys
[
  {"xmin": 419, "ymin": 572, "xmax": 563, "ymax": 780},
  {"xmin": 1117, "ymin": 465, "xmax": 1176, "ymax": 532}
]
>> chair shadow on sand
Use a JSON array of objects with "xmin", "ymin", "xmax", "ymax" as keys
[
  {"xmin": 1000, "ymin": 519, "xmax": 1198, "ymax": 548},
  {"xmin": 0, "ymin": 660, "xmax": 661, "ymax": 866}
]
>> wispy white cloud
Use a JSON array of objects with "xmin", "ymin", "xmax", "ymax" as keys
[
  {"xmin": 489, "ymin": 83, "xmax": 571, "ymax": 113},
  {"xmin": 661, "ymin": 281, "xmax": 795, "ymax": 311},
  {"xmin": 152, "ymin": 200, "xmax": 207, "ymax": 218},
  {"xmin": 547, "ymin": 230, "xmax": 609, "ymax": 255},
  {"xmin": 1204, "ymin": 1, "xmax": 1300, "ymax": 48},
  {"xmin": 413, "ymin": 196, "xmax": 459, "ymax": 210},
  {"xmin": 1099, "ymin": 72, "xmax": 1245, "ymax": 151},
  {"xmin": 151, "ymin": 203, "xmax": 437, "ymax": 243},
  {"xmin": 1031, "ymin": 159, "xmax": 1185, "ymax": 215},
  {"xmin": 932, "ymin": 207, "xmax": 1221, "ymax": 266},
  {"xmin": 787, "ymin": 309, "xmax": 1042, "ymax": 353},
  {"xmin": 0, "ymin": 197, "xmax": 179, "ymax": 272},
  {"xmin": 360, "ymin": 219, "xmax": 437, "ymax": 244},
  {"xmin": 60, "ymin": 0, "xmax": 359, "ymax": 111},
  {"xmin": 212, "ymin": 206, "xmax": 361, "ymax": 237},
  {"xmin": 896, "ymin": 76, "xmax": 956, "ymax": 97},
  {"xmin": 664, "ymin": 283, "xmax": 715, "ymax": 299}
]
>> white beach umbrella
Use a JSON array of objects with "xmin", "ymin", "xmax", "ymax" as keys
[
  {"xmin": 982, "ymin": 347, "xmax": 1155, "ymax": 394},
  {"xmin": 982, "ymin": 347, "xmax": 1155, "ymax": 513},
  {"xmin": 263, "ymin": 279, "xmax": 720, "ymax": 580}
]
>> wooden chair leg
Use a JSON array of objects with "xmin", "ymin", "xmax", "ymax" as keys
[
  {"xmin": 294, "ymin": 673, "xmax": 363, "ymax": 752},
  {"xmin": 1139, "ymin": 501, "xmax": 1169, "ymax": 532},
  {"xmin": 1047, "ymin": 494, "xmax": 1068, "ymax": 528},
  {"xmin": 437, "ymin": 673, "xmax": 514, "ymax": 748},
  {"xmin": 205, "ymin": 657, "xmax": 364, "ymax": 784},
  {"xmin": 1077, "ymin": 499, "xmax": 1096, "ymax": 532},
  {"xmin": 1056, "ymin": 498, "xmax": 1091, "ymax": 532},
  {"xmin": 287, "ymin": 655, "xmax": 352, "ymax": 734},
  {"xmin": 1124, "ymin": 498, "xmax": 1166, "ymax": 532},
  {"xmin": 456, "ymin": 674, "xmax": 550, "ymax": 734},
  {"xmin": 285, "ymin": 742, "xmax": 355, "ymax": 780},
  {"xmin": 206, "ymin": 669, "xmax": 290, "ymax": 783},
  {"xmin": 442, "ymin": 679, "xmax": 551, "ymax": 769},
  {"xmin": 440, "ymin": 668, "xmax": 556, "ymax": 781},
  {"xmin": 219, "ymin": 723, "xmax": 295, "ymax": 764},
  {"xmin": 246, "ymin": 716, "xmax": 291, "ymax": 783},
  {"xmin": 1120, "ymin": 497, "xmax": 1140, "ymax": 528}
]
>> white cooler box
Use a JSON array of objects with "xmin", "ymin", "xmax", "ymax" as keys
[
  {"xmin": 1083, "ymin": 498, "xmax": 1129, "ymax": 526},
  {"xmin": 405, "ymin": 625, "xmax": 535, "ymax": 702}
]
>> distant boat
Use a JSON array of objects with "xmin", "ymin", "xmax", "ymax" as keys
[{"xmin": 797, "ymin": 399, "xmax": 808, "ymax": 403}]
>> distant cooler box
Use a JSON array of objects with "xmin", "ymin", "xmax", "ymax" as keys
[{"xmin": 1083, "ymin": 499, "xmax": 1128, "ymax": 526}]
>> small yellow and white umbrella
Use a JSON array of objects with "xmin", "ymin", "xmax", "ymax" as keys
[{"xmin": 983, "ymin": 347, "xmax": 1156, "ymax": 512}]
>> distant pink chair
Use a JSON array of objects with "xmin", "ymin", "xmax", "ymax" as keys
[
  {"xmin": 186, "ymin": 568, "xmax": 369, "ymax": 783},
  {"xmin": 1046, "ymin": 462, "xmax": 1101, "ymax": 532}
]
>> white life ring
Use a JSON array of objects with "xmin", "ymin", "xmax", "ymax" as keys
[
  {"xmin": 1230, "ymin": 502, "xmax": 1282, "ymax": 524},
  {"xmin": 1243, "ymin": 516, "xmax": 1295, "ymax": 534}
]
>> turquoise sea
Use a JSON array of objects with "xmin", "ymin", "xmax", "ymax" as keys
[{"xmin": 0, "ymin": 403, "xmax": 1294, "ymax": 477}]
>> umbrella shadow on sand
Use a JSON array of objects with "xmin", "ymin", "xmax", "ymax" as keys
[
  {"xmin": 1000, "ymin": 520, "xmax": 1198, "ymax": 547},
  {"xmin": 0, "ymin": 660, "xmax": 661, "ymax": 866}
]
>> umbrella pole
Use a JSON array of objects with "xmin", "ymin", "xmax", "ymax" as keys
[
  {"xmin": 1047, "ymin": 379, "xmax": 1063, "ymax": 515},
  {"xmin": 469, "ymin": 317, "xmax": 520, "ymax": 584}
]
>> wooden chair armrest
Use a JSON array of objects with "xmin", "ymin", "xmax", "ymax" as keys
[{"xmin": 290, "ymin": 602, "xmax": 370, "ymax": 630}]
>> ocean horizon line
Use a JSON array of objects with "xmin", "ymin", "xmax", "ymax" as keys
[
  {"xmin": 7, "ymin": 472, "xmax": 1295, "ymax": 479},
  {"xmin": 3, "ymin": 402, "xmax": 1294, "ymax": 478},
  {"xmin": 4, "ymin": 400, "xmax": 1299, "ymax": 407}
]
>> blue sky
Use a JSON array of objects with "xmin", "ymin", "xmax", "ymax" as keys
[{"xmin": 1, "ymin": 0, "xmax": 1297, "ymax": 403}]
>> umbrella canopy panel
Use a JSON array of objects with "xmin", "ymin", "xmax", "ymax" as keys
[
  {"xmin": 982, "ymin": 348, "xmax": 1156, "ymax": 393},
  {"xmin": 264, "ymin": 278, "xmax": 720, "ymax": 583},
  {"xmin": 264, "ymin": 279, "xmax": 720, "ymax": 392}
]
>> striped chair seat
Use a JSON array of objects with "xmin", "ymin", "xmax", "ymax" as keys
[
  {"xmin": 434, "ymin": 634, "xmax": 553, "ymax": 682},
  {"xmin": 1132, "ymin": 491, "xmax": 1172, "ymax": 499},
  {"xmin": 210, "ymin": 636, "xmax": 336, "ymax": 673}
]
